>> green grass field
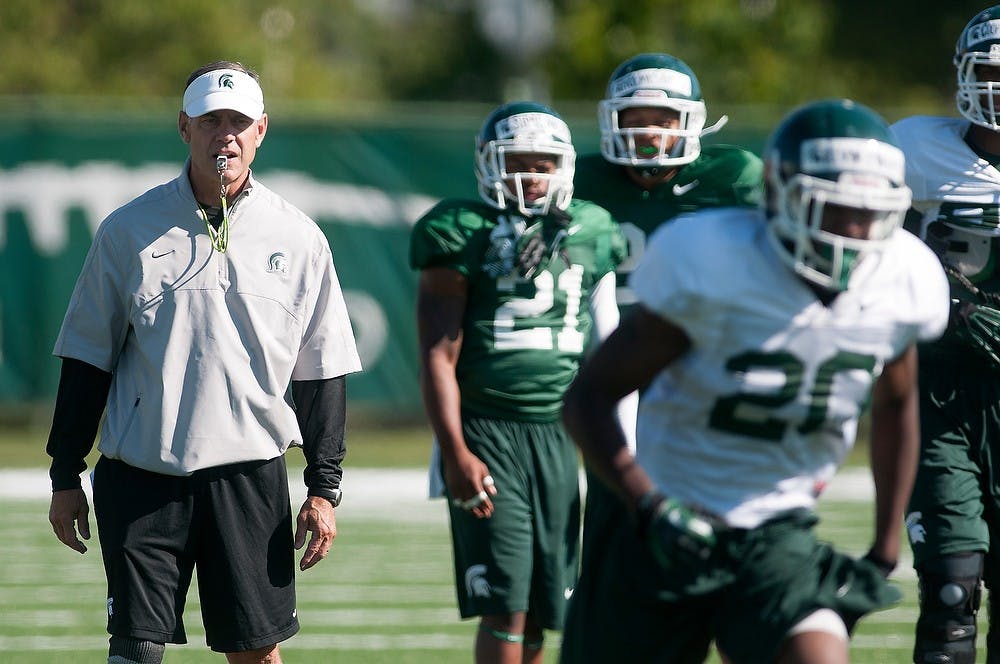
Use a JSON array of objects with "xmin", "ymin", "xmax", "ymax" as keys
[{"xmin": 0, "ymin": 425, "xmax": 977, "ymax": 663}]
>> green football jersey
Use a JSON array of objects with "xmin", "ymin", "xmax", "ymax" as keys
[
  {"xmin": 574, "ymin": 144, "xmax": 762, "ymax": 305},
  {"xmin": 410, "ymin": 198, "xmax": 627, "ymax": 421}
]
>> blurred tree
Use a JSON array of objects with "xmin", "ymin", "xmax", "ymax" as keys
[
  {"xmin": 0, "ymin": 0, "xmax": 987, "ymax": 116},
  {"xmin": 825, "ymin": 0, "xmax": 980, "ymax": 109}
]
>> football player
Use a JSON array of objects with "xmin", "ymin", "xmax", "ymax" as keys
[
  {"xmin": 572, "ymin": 54, "xmax": 764, "ymax": 635},
  {"xmin": 894, "ymin": 6, "xmax": 1000, "ymax": 663},
  {"xmin": 560, "ymin": 99, "xmax": 949, "ymax": 663},
  {"xmin": 575, "ymin": 52, "xmax": 763, "ymax": 310},
  {"xmin": 410, "ymin": 101, "xmax": 628, "ymax": 664}
]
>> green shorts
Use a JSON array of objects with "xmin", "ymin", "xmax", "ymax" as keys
[
  {"xmin": 445, "ymin": 415, "xmax": 580, "ymax": 629},
  {"xmin": 561, "ymin": 490, "xmax": 901, "ymax": 664},
  {"xmin": 907, "ymin": 350, "xmax": 1000, "ymax": 580}
]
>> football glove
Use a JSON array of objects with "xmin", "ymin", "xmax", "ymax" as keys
[
  {"xmin": 950, "ymin": 301, "xmax": 1000, "ymax": 365},
  {"xmin": 636, "ymin": 491, "xmax": 718, "ymax": 570},
  {"xmin": 861, "ymin": 549, "xmax": 896, "ymax": 578},
  {"xmin": 942, "ymin": 261, "xmax": 1000, "ymax": 364}
]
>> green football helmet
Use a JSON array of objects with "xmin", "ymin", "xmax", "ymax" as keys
[
  {"xmin": 955, "ymin": 5, "xmax": 1000, "ymax": 130},
  {"xmin": 475, "ymin": 101, "xmax": 575, "ymax": 217},
  {"xmin": 598, "ymin": 53, "xmax": 727, "ymax": 168},
  {"xmin": 763, "ymin": 99, "xmax": 911, "ymax": 292}
]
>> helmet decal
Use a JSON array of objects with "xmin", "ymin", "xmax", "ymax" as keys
[
  {"xmin": 608, "ymin": 68, "xmax": 694, "ymax": 100},
  {"xmin": 799, "ymin": 137, "xmax": 905, "ymax": 183},
  {"xmin": 492, "ymin": 112, "xmax": 571, "ymax": 143},
  {"xmin": 962, "ymin": 18, "xmax": 1000, "ymax": 50}
]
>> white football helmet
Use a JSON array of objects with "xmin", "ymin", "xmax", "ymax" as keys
[
  {"xmin": 956, "ymin": 5, "xmax": 1000, "ymax": 130},
  {"xmin": 598, "ymin": 53, "xmax": 727, "ymax": 169},
  {"xmin": 475, "ymin": 101, "xmax": 575, "ymax": 217},
  {"xmin": 764, "ymin": 99, "xmax": 911, "ymax": 292}
]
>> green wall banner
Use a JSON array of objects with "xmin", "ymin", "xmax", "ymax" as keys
[
  {"xmin": 0, "ymin": 113, "xmax": 482, "ymax": 419},
  {"xmin": 0, "ymin": 110, "xmax": 766, "ymax": 420}
]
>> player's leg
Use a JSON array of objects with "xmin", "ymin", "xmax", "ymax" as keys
[
  {"xmin": 107, "ymin": 635, "xmax": 165, "ymax": 664},
  {"xmin": 907, "ymin": 368, "xmax": 993, "ymax": 664},
  {"xmin": 773, "ymin": 609, "xmax": 849, "ymax": 664},
  {"xmin": 981, "ymin": 376, "xmax": 1000, "ymax": 664},
  {"xmin": 93, "ymin": 457, "xmax": 195, "ymax": 659},
  {"xmin": 913, "ymin": 553, "xmax": 983, "ymax": 664},
  {"xmin": 450, "ymin": 417, "xmax": 536, "ymax": 663},
  {"xmin": 196, "ymin": 457, "xmax": 299, "ymax": 656},
  {"xmin": 907, "ymin": 363, "xmax": 993, "ymax": 664},
  {"xmin": 225, "ymin": 644, "xmax": 282, "ymax": 663},
  {"xmin": 520, "ymin": 420, "xmax": 581, "ymax": 664},
  {"xmin": 987, "ymin": 584, "xmax": 1000, "ymax": 664},
  {"xmin": 559, "ymin": 484, "xmax": 714, "ymax": 663},
  {"xmin": 522, "ymin": 615, "xmax": 545, "ymax": 664},
  {"xmin": 477, "ymin": 611, "xmax": 528, "ymax": 664},
  {"xmin": 716, "ymin": 513, "xmax": 900, "ymax": 664}
]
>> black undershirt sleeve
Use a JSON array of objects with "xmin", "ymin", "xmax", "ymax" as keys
[
  {"xmin": 291, "ymin": 376, "xmax": 347, "ymax": 500},
  {"xmin": 46, "ymin": 358, "xmax": 112, "ymax": 491}
]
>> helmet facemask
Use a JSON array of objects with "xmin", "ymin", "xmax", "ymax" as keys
[
  {"xmin": 475, "ymin": 104, "xmax": 576, "ymax": 219},
  {"xmin": 476, "ymin": 141, "xmax": 575, "ymax": 217},
  {"xmin": 956, "ymin": 46, "xmax": 1000, "ymax": 130},
  {"xmin": 598, "ymin": 56, "xmax": 727, "ymax": 170},
  {"xmin": 766, "ymin": 147, "xmax": 911, "ymax": 292},
  {"xmin": 599, "ymin": 96, "xmax": 709, "ymax": 168}
]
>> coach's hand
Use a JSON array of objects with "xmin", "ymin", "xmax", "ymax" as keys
[
  {"xmin": 636, "ymin": 492, "xmax": 717, "ymax": 570},
  {"xmin": 295, "ymin": 496, "xmax": 337, "ymax": 571},
  {"xmin": 49, "ymin": 488, "xmax": 91, "ymax": 554}
]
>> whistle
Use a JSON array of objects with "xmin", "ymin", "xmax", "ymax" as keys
[{"xmin": 216, "ymin": 155, "xmax": 228, "ymax": 173}]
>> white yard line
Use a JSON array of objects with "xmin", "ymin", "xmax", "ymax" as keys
[{"xmin": 0, "ymin": 465, "xmax": 875, "ymax": 504}]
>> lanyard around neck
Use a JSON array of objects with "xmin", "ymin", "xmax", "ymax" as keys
[{"xmin": 199, "ymin": 156, "xmax": 231, "ymax": 253}]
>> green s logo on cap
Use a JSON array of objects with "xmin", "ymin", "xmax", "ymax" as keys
[{"xmin": 220, "ymin": 73, "xmax": 234, "ymax": 89}]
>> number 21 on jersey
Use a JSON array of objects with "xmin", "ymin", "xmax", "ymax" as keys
[{"xmin": 494, "ymin": 265, "xmax": 585, "ymax": 353}]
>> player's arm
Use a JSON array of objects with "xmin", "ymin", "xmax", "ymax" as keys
[
  {"xmin": 416, "ymin": 267, "xmax": 495, "ymax": 518},
  {"xmin": 293, "ymin": 376, "xmax": 346, "ymax": 500},
  {"xmin": 46, "ymin": 357, "xmax": 112, "ymax": 553},
  {"xmin": 291, "ymin": 375, "xmax": 345, "ymax": 570},
  {"xmin": 563, "ymin": 305, "xmax": 691, "ymax": 510},
  {"xmin": 729, "ymin": 150, "xmax": 764, "ymax": 207},
  {"xmin": 865, "ymin": 344, "xmax": 921, "ymax": 575},
  {"xmin": 589, "ymin": 270, "xmax": 639, "ymax": 453}
]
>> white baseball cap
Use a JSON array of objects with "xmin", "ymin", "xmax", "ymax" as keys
[{"xmin": 182, "ymin": 68, "xmax": 264, "ymax": 120}]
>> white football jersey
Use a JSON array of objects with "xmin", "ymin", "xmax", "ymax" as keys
[
  {"xmin": 892, "ymin": 115, "xmax": 1000, "ymax": 276},
  {"xmin": 630, "ymin": 208, "xmax": 949, "ymax": 528}
]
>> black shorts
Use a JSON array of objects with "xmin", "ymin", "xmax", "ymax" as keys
[{"xmin": 93, "ymin": 455, "xmax": 299, "ymax": 652}]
